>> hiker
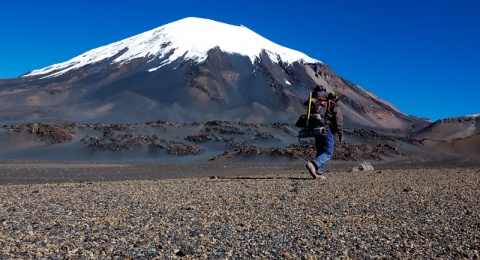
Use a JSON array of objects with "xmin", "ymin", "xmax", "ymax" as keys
[{"xmin": 306, "ymin": 91, "xmax": 344, "ymax": 179}]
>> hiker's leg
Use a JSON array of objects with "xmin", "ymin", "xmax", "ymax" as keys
[{"xmin": 312, "ymin": 131, "xmax": 334, "ymax": 173}]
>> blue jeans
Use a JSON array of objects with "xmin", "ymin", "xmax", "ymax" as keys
[{"xmin": 312, "ymin": 130, "xmax": 334, "ymax": 174}]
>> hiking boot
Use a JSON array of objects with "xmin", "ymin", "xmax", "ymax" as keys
[{"xmin": 306, "ymin": 161, "xmax": 319, "ymax": 179}]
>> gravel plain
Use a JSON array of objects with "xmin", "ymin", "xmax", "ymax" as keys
[{"xmin": 1, "ymin": 165, "xmax": 479, "ymax": 259}]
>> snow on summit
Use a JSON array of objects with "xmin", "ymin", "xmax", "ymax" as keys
[{"xmin": 24, "ymin": 17, "xmax": 321, "ymax": 78}]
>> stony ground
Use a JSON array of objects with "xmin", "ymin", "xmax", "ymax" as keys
[{"xmin": 1, "ymin": 166, "xmax": 479, "ymax": 259}]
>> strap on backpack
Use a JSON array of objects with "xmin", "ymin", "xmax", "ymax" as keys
[{"xmin": 306, "ymin": 92, "xmax": 312, "ymax": 129}]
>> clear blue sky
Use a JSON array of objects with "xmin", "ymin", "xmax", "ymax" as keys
[{"xmin": 1, "ymin": 0, "xmax": 479, "ymax": 121}]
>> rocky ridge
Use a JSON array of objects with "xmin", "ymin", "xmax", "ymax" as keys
[{"xmin": 2, "ymin": 120, "xmax": 421, "ymax": 162}]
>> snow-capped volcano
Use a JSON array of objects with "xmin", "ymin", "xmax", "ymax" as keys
[
  {"xmin": 24, "ymin": 17, "xmax": 320, "ymax": 79},
  {"xmin": 0, "ymin": 17, "xmax": 428, "ymax": 130}
]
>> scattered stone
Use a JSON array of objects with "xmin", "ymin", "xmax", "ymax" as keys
[{"xmin": 352, "ymin": 161, "xmax": 374, "ymax": 172}]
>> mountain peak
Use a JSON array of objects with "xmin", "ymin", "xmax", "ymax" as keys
[{"xmin": 23, "ymin": 17, "xmax": 320, "ymax": 79}]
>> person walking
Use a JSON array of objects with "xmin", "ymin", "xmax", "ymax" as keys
[{"xmin": 306, "ymin": 92, "xmax": 344, "ymax": 179}]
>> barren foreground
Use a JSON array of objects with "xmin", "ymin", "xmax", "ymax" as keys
[{"xmin": 1, "ymin": 165, "xmax": 479, "ymax": 259}]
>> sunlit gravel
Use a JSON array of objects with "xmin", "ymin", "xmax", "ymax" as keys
[{"xmin": 1, "ymin": 168, "xmax": 479, "ymax": 259}]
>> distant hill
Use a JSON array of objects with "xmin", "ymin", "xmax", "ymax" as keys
[{"xmin": 412, "ymin": 116, "xmax": 480, "ymax": 159}]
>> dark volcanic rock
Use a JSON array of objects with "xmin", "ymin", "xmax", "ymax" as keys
[
  {"xmin": 185, "ymin": 134, "xmax": 219, "ymax": 143},
  {"xmin": 0, "ymin": 120, "xmax": 448, "ymax": 162},
  {"xmin": 165, "ymin": 141, "xmax": 203, "ymax": 155},
  {"xmin": 5, "ymin": 123, "xmax": 74, "ymax": 143}
]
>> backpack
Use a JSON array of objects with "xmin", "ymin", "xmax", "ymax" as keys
[{"xmin": 295, "ymin": 92, "xmax": 327, "ymax": 137}]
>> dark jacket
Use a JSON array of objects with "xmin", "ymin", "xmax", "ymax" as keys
[{"xmin": 324, "ymin": 100, "xmax": 344, "ymax": 140}]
